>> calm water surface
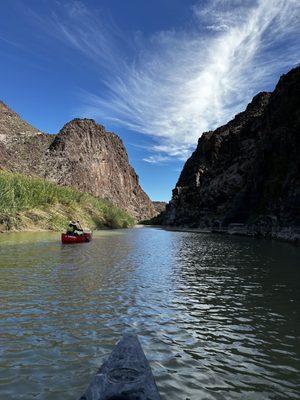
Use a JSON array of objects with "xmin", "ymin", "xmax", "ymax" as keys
[{"xmin": 0, "ymin": 227, "xmax": 299, "ymax": 399}]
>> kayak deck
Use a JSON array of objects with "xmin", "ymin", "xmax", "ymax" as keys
[{"xmin": 79, "ymin": 334, "xmax": 161, "ymax": 400}]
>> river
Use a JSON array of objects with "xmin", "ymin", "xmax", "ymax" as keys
[{"xmin": 0, "ymin": 227, "xmax": 299, "ymax": 399}]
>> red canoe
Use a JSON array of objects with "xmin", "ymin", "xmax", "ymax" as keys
[{"xmin": 61, "ymin": 232, "xmax": 92, "ymax": 244}]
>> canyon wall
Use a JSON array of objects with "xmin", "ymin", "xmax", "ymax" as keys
[
  {"xmin": 0, "ymin": 102, "xmax": 155, "ymax": 221},
  {"xmin": 163, "ymin": 67, "xmax": 300, "ymax": 242}
]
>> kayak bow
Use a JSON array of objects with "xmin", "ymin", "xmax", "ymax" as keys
[{"xmin": 79, "ymin": 334, "xmax": 161, "ymax": 400}]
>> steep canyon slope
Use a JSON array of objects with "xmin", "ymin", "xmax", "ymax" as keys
[
  {"xmin": 163, "ymin": 66, "xmax": 300, "ymax": 241},
  {"xmin": 0, "ymin": 101, "xmax": 155, "ymax": 220}
]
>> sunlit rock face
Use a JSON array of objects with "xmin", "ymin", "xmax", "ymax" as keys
[
  {"xmin": 0, "ymin": 104, "xmax": 155, "ymax": 221},
  {"xmin": 44, "ymin": 119, "xmax": 155, "ymax": 220},
  {"xmin": 0, "ymin": 101, "xmax": 52, "ymax": 175},
  {"xmin": 163, "ymin": 66, "xmax": 300, "ymax": 240}
]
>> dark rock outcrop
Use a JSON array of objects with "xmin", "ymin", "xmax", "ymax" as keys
[
  {"xmin": 0, "ymin": 102, "xmax": 155, "ymax": 221},
  {"xmin": 163, "ymin": 66, "xmax": 300, "ymax": 242},
  {"xmin": 152, "ymin": 201, "xmax": 167, "ymax": 215}
]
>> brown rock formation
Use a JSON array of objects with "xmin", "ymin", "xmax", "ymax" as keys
[
  {"xmin": 0, "ymin": 102, "xmax": 155, "ymax": 221},
  {"xmin": 152, "ymin": 201, "xmax": 167, "ymax": 215},
  {"xmin": 163, "ymin": 66, "xmax": 300, "ymax": 242}
]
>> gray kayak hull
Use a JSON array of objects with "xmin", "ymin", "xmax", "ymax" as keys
[{"xmin": 79, "ymin": 334, "xmax": 161, "ymax": 400}]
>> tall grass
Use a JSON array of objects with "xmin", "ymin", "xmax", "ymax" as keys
[{"xmin": 0, "ymin": 170, "xmax": 134, "ymax": 229}]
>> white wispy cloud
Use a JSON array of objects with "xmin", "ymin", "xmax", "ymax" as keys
[
  {"xmin": 143, "ymin": 155, "xmax": 173, "ymax": 165},
  {"xmin": 25, "ymin": 0, "xmax": 300, "ymax": 162}
]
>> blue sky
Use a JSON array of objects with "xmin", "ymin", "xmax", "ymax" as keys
[{"xmin": 0, "ymin": 0, "xmax": 299, "ymax": 201}]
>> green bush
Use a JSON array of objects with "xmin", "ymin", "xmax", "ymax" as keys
[{"xmin": 0, "ymin": 170, "xmax": 134, "ymax": 230}]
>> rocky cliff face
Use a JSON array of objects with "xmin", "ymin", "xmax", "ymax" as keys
[
  {"xmin": 0, "ymin": 102, "xmax": 155, "ymax": 221},
  {"xmin": 163, "ymin": 66, "xmax": 300, "ymax": 241},
  {"xmin": 152, "ymin": 201, "xmax": 167, "ymax": 215}
]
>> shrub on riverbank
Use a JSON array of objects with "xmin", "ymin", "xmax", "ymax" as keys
[{"xmin": 0, "ymin": 170, "xmax": 134, "ymax": 231}]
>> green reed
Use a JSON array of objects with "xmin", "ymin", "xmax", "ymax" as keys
[{"xmin": 0, "ymin": 170, "xmax": 134, "ymax": 229}]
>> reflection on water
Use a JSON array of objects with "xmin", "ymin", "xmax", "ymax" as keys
[{"xmin": 0, "ymin": 228, "xmax": 299, "ymax": 399}]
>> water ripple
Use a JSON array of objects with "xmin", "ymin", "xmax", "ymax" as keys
[{"xmin": 0, "ymin": 228, "xmax": 299, "ymax": 399}]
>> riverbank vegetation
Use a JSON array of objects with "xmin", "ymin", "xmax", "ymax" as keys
[{"xmin": 0, "ymin": 170, "xmax": 134, "ymax": 231}]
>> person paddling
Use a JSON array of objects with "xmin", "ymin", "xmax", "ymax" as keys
[{"xmin": 66, "ymin": 220, "xmax": 83, "ymax": 236}]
